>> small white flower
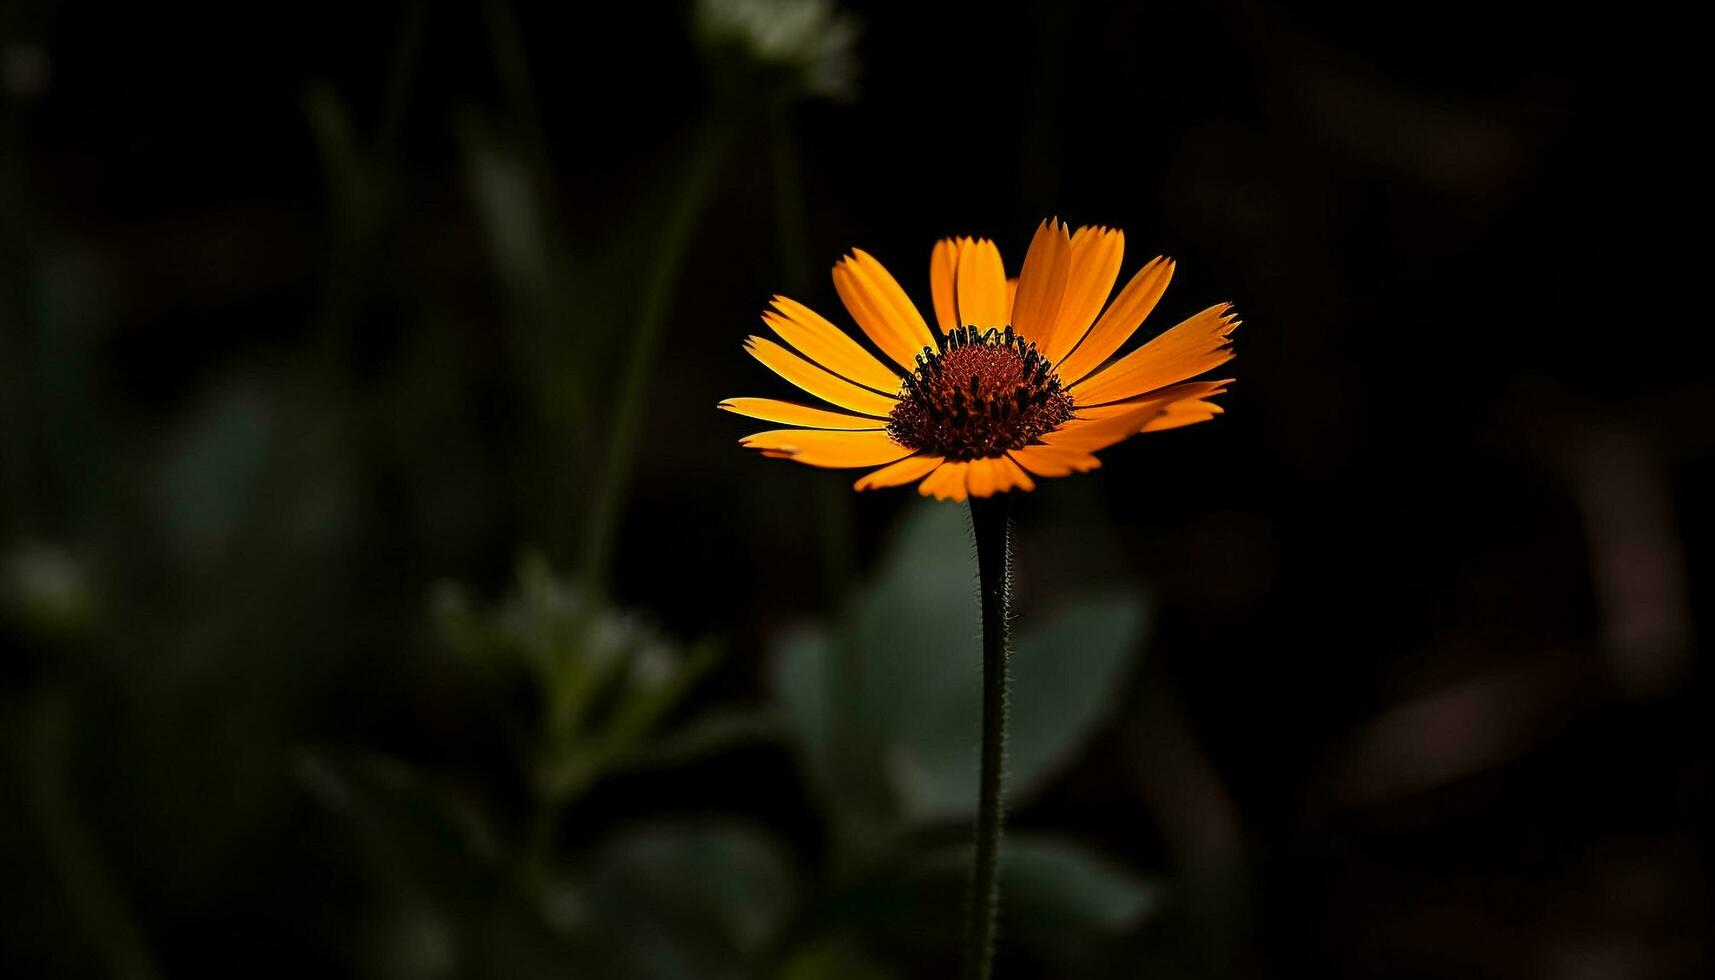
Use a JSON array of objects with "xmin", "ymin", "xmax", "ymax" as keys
[
  {"xmin": 631, "ymin": 640, "xmax": 678, "ymax": 690},
  {"xmin": 696, "ymin": 0, "xmax": 860, "ymax": 101},
  {"xmin": 2, "ymin": 544, "xmax": 93, "ymax": 637}
]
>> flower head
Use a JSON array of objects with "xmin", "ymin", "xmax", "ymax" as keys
[{"xmin": 721, "ymin": 220, "xmax": 1239, "ymax": 501}]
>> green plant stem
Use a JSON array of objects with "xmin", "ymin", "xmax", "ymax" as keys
[
  {"xmin": 769, "ymin": 110, "xmax": 814, "ymax": 298},
  {"xmin": 483, "ymin": 0, "xmax": 558, "ymax": 216},
  {"xmin": 964, "ymin": 494, "xmax": 1012, "ymax": 980},
  {"xmin": 581, "ymin": 119, "xmax": 728, "ymax": 595},
  {"xmin": 520, "ymin": 788, "xmax": 567, "ymax": 888},
  {"xmin": 768, "ymin": 110, "xmax": 853, "ymax": 603},
  {"xmin": 28, "ymin": 690, "xmax": 160, "ymax": 980}
]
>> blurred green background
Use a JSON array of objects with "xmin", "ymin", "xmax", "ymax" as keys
[{"xmin": 1, "ymin": 1, "xmax": 1706, "ymax": 977}]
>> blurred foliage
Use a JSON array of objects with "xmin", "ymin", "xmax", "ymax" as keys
[
  {"xmin": 291, "ymin": 507, "xmax": 1160, "ymax": 979},
  {"xmin": 432, "ymin": 555, "xmax": 723, "ymax": 854},
  {"xmin": 4, "ymin": 0, "xmax": 1704, "ymax": 977},
  {"xmin": 777, "ymin": 503, "xmax": 1147, "ymax": 832},
  {"xmin": 2, "ymin": 544, "xmax": 94, "ymax": 645},
  {"xmin": 767, "ymin": 502, "xmax": 1159, "ymax": 976}
]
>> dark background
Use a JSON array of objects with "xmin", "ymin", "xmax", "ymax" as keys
[{"xmin": 2, "ymin": 1, "xmax": 1707, "ymax": 977}]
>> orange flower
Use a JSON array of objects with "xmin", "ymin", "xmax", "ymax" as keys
[{"xmin": 720, "ymin": 220, "xmax": 1238, "ymax": 501}]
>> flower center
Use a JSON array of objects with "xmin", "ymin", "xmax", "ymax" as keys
[{"xmin": 889, "ymin": 325, "xmax": 1074, "ymax": 460}]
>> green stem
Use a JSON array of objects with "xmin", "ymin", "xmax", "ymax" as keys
[
  {"xmin": 964, "ymin": 494, "xmax": 1012, "ymax": 980},
  {"xmin": 769, "ymin": 110, "xmax": 856, "ymax": 613},
  {"xmin": 580, "ymin": 120, "xmax": 728, "ymax": 594},
  {"xmin": 769, "ymin": 110, "xmax": 814, "ymax": 297},
  {"xmin": 483, "ymin": 0, "xmax": 558, "ymax": 215},
  {"xmin": 28, "ymin": 690, "xmax": 161, "ymax": 980},
  {"xmin": 520, "ymin": 787, "xmax": 565, "ymax": 888}
]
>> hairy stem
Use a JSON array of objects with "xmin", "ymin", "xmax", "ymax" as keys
[{"xmin": 964, "ymin": 494, "xmax": 1012, "ymax": 980}]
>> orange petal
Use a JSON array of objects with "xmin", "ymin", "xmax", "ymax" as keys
[
  {"xmin": 964, "ymin": 455, "xmax": 1036, "ymax": 495},
  {"xmin": 718, "ymin": 397, "xmax": 887, "ymax": 429},
  {"xmin": 1011, "ymin": 219, "xmax": 1072, "ymax": 349},
  {"xmin": 994, "ymin": 454, "xmax": 1036, "ymax": 492},
  {"xmin": 1042, "ymin": 395, "xmax": 1181, "ymax": 452},
  {"xmin": 960, "ymin": 456, "xmax": 1035, "ymax": 494},
  {"xmin": 1068, "ymin": 303, "xmax": 1238, "ymax": 406},
  {"xmin": 929, "ymin": 238, "xmax": 965, "ymax": 334},
  {"xmin": 918, "ymin": 460, "xmax": 970, "ymax": 502},
  {"xmin": 833, "ymin": 249, "xmax": 938, "ymax": 371},
  {"xmin": 967, "ymin": 456, "xmax": 1029, "ymax": 494},
  {"xmin": 739, "ymin": 428, "xmax": 913, "ymax": 469},
  {"xmin": 764, "ymin": 297, "xmax": 901, "ymax": 392},
  {"xmin": 854, "ymin": 453, "xmax": 945, "ymax": 491},
  {"xmin": 954, "ymin": 239, "xmax": 1009, "ymax": 329},
  {"xmin": 1005, "ymin": 278, "xmax": 1018, "ymax": 322},
  {"xmin": 967, "ymin": 457, "xmax": 1001, "ymax": 497},
  {"xmin": 1056, "ymin": 256, "xmax": 1174, "ymax": 384},
  {"xmin": 1047, "ymin": 380, "xmax": 1231, "ymax": 452},
  {"xmin": 1043, "ymin": 226, "xmax": 1125, "ymax": 364},
  {"xmin": 745, "ymin": 337, "xmax": 899, "ymax": 417},
  {"xmin": 1071, "ymin": 379, "xmax": 1230, "ymax": 419},
  {"xmin": 1142, "ymin": 399, "xmax": 1224, "ymax": 432},
  {"xmin": 1010, "ymin": 445, "xmax": 1101, "ymax": 477}
]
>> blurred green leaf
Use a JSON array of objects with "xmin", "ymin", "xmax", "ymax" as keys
[
  {"xmin": 772, "ymin": 623, "xmax": 895, "ymax": 838},
  {"xmin": 829, "ymin": 832, "xmax": 1161, "ymax": 970},
  {"xmin": 776, "ymin": 939, "xmax": 897, "ymax": 980},
  {"xmin": 293, "ymin": 749, "xmax": 575, "ymax": 980},
  {"xmin": 618, "ymin": 705, "xmax": 790, "ymax": 772},
  {"xmin": 774, "ymin": 502, "xmax": 1148, "ymax": 829},
  {"xmin": 155, "ymin": 381, "xmax": 275, "ymax": 564},
  {"xmin": 461, "ymin": 114, "xmax": 554, "ymax": 306},
  {"xmin": 893, "ymin": 833, "xmax": 1162, "ymax": 932},
  {"xmin": 1008, "ymin": 596, "xmax": 1148, "ymax": 801},
  {"xmin": 578, "ymin": 821, "xmax": 796, "ymax": 980},
  {"xmin": 302, "ymin": 82, "xmax": 384, "ymax": 258},
  {"xmin": 432, "ymin": 557, "xmax": 725, "ymax": 808},
  {"xmin": 294, "ymin": 750, "xmax": 502, "ymax": 871},
  {"xmin": 1, "ymin": 543, "xmax": 95, "ymax": 644},
  {"xmin": 1001, "ymin": 835, "xmax": 1163, "ymax": 934}
]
